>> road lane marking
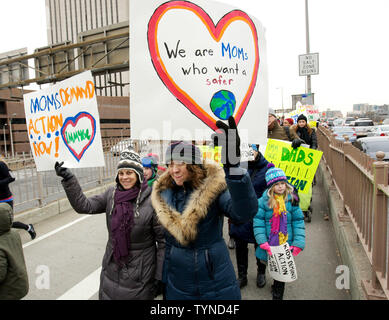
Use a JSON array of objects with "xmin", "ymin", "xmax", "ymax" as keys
[
  {"xmin": 22, "ymin": 215, "xmax": 92, "ymax": 249},
  {"xmin": 57, "ymin": 267, "xmax": 101, "ymax": 300}
]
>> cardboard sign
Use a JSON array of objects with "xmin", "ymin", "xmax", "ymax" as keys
[
  {"xmin": 268, "ymin": 242, "xmax": 298, "ymax": 283},
  {"xmin": 264, "ymin": 139, "xmax": 322, "ymax": 194},
  {"xmin": 286, "ymin": 105, "xmax": 319, "ymax": 123},
  {"xmin": 197, "ymin": 145, "xmax": 222, "ymax": 165},
  {"xmin": 23, "ymin": 71, "xmax": 105, "ymax": 171},
  {"xmin": 129, "ymin": 0, "xmax": 268, "ymax": 143}
]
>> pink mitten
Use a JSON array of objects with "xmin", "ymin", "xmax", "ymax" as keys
[
  {"xmin": 290, "ymin": 246, "xmax": 302, "ymax": 256},
  {"xmin": 260, "ymin": 242, "xmax": 272, "ymax": 256}
]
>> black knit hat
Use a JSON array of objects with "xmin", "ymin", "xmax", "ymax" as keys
[
  {"xmin": 116, "ymin": 147, "xmax": 144, "ymax": 183},
  {"xmin": 165, "ymin": 141, "xmax": 202, "ymax": 165},
  {"xmin": 297, "ymin": 114, "xmax": 308, "ymax": 122}
]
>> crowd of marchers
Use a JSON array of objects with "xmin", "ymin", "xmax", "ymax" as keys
[{"xmin": 0, "ymin": 109, "xmax": 320, "ymax": 300}]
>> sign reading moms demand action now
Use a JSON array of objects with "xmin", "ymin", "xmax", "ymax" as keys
[{"xmin": 23, "ymin": 71, "xmax": 105, "ymax": 171}]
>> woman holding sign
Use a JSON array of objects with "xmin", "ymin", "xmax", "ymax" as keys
[
  {"xmin": 54, "ymin": 148, "xmax": 165, "ymax": 300},
  {"xmin": 253, "ymin": 164, "xmax": 305, "ymax": 300},
  {"xmin": 151, "ymin": 117, "xmax": 258, "ymax": 300}
]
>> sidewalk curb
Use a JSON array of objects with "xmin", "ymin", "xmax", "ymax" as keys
[
  {"xmin": 318, "ymin": 160, "xmax": 372, "ymax": 300},
  {"xmin": 13, "ymin": 182, "xmax": 115, "ymax": 225}
]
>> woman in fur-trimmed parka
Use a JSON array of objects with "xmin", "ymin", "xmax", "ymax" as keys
[
  {"xmin": 55, "ymin": 148, "xmax": 165, "ymax": 300},
  {"xmin": 151, "ymin": 141, "xmax": 258, "ymax": 300}
]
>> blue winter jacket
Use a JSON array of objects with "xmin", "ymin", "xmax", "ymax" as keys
[
  {"xmin": 253, "ymin": 190, "xmax": 305, "ymax": 261},
  {"xmin": 229, "ymin": 152, "xmax": 269, "ymax": 243},
  {"xmin": 151, "ymin": 163, "xmax": 258, "ymax": 300}
]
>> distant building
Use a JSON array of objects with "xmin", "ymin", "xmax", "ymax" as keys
[
  {"xmin": 45, "ymin": 0, "xmax": 129, "ymax": 96},
  {"xmin": 322, "ymin": 109, "xmax": 343, "ymax": 119},
  {"xmin": 353, "ymin": 103, "xmax": 369, "ymax": 113}
]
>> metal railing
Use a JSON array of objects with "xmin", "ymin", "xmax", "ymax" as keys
[
  {"xmin": 7, "ymin": 138, "xmax": 168, "ymax": 214},
  {"xmin": 317, "ymin": 126, "xmax": 389, "ymax": 299}
]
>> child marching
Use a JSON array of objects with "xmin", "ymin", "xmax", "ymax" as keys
[{"xmin": 253, "ymin": 163, "xmax": 306, "ymax": 299}]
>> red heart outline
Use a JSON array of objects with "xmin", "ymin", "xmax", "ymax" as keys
[
  {"xmin": 61, "ymin": 111, "xmax": 96, "ymax": 162},
  {"xmin": 147, "ymin": 1, "xmax": 260, "ymax": 131}
]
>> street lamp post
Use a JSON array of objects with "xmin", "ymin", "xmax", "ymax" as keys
[
  {"xmin": 276, "ymin": 87, "xmax": 285, "ymax": 118},
  {"xmin": 305, "ymin": 0, "xmax": 312, "ymax": 94},
  {"xmin": 2, "ymin": 124, "xmax": 7, "ymax": 156},
  {"xmin": 9, "ymin": 113, "xmax": 16, "ymax": 158}
]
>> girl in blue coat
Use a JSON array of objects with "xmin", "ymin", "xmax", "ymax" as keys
[{"xmin": 253, "ymin": 164, "xmax": 305, "ymax": 300}]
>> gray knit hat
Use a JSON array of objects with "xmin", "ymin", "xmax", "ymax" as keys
[
  {"xmin": 116, "ymin": 147, "xmax": 144, "ymax": 183},
  {"xmin": 165, "ymin": 141, "xmax": 202, "ymax": 165},
  {"xmin": 268, "ymin": 108, "xmax": 277, "ymax": 117}
]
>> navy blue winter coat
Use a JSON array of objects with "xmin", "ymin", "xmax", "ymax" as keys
[
  {"xmin": 229, "ymin": 153, "xmax": 269, "ymax": 243},
  {"xmin": 151, "ymin": 163, "xmax": 258, "ymax": 300}
]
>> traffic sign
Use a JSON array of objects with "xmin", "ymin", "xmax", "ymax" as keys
[{"xmin": 299, "ymin": 53, "xmax": 319, "ymax": 76}]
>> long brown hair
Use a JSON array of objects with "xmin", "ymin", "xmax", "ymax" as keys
[{"xmin": 267, "ymin": 182, "xmax": 294, "ymax": 209}]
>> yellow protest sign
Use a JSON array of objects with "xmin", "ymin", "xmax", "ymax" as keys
[
  {"xmin": 264, "ymin": 139, "xmax": 322, "ymax": 194},
  {"xmin": 197, "ymin": 145, "xmax": 222, "ymax": 166}
]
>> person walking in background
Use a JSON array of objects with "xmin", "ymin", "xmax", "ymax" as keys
[
  {"xmin": 0, "ymin": 159, "xmax": 36, "ymax": 240},
  {"xmin": 0, "ymin": 202, "xmax": 29, "ymax": 300},
  {"xmin": 54, "ymin": 147, "xmax": 165, "ymax": 300},
  {"xmin": 142, "ymin": 154, "xmax": 159, "ymax": 187},
  {"xmin": 267, "ymin": 109, "xmax": 302, "ymax": 148},
  {"xmin": 289, "ymin": 114, "xmax": 318, "ymax": 149},
  {"xmin": 289, "ymin": 114, "xmax": 318, "ymax": 219},
  {"xmin": 229, "ymin": 144, "xmax": 269, "ymax": 289},
  {"xmin": 253, "ymin": 164, "xmax": 305, "ymax": 300},
  {"xmin": 283, "ymin": 118, "xmax": 294, "ymax": 127},
  {"xmin": 151, "ymin": 117, "xmax": 258, "ymax": 300}
]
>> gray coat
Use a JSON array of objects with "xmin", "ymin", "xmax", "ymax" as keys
[{"xmin": 62, "ymin": 176, "xmax": 165, "ymax": 300}]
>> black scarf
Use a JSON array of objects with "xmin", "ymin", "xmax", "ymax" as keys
[{"xmin": 297, "ymin": 126, "xmax": 311, "ymax": 145}]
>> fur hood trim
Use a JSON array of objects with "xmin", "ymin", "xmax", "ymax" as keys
[{"xmin": 151, "ymin": 162, "xmax": 227, "ymax": 245}]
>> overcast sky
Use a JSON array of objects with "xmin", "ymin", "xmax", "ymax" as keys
[{"xmin": 1, "ymin": 0, "xmax": 388, "ymax": 116}]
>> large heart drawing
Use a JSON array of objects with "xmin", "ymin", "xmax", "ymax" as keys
[
  {"xmin": 148, "ymin": 1, "xmax": 260, "ymax": 131},
  {"xmin": 61, "ymin": 111, "xmax": 96, "ymax": 162}
]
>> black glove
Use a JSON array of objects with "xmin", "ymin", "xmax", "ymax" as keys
[
  {"xmin": 54, "ymin": 161, "xmax": 74, "ymax": 181},
  {"xmin": 152, "ymin": 279, "xmax": 164, "ymax": 298},
  {"xmin": 211, "ymin": 116, "xmax": 241, "ymax": 168},
  {"xmin": 9, "ymin": 177, "xmax": 15, "ymax": 183},
  {"xmin": 291, "ymin": 139, "xmax": 302, "ymax": 149}
]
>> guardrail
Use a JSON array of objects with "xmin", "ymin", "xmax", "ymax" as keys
[
  {"xmin": 317, "ymin": 126, "xmax": 389, "ymax": 299},
  {"xmin": 7, "ymin": 138, "xmax": 167, "ymax": 214}
]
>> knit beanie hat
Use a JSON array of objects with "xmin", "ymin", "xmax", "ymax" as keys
[
  {"xmin": 142, "ymin": 155, "xmax": 158, "ymax": 169},
  {"xmin": 268, "ymin": 108, "xmax": 277, "ymax": 117},
  {"xmin": 116, "ymin": 147, "xmax": 144, "ymax": 184},
  {"xmin": 165, "ymin": 141, "xmax": 202, "ymax": 165},
  {"xmin": 297, "ymin": 114, "xmax": 308, "ymax": 123},
  {"xmin": 284, "ymin": 118, "xmax": 294, "ymax": 125},
  {"xmin": 265, "ymin": 163, "xmax": 288, "ymax": 188}
]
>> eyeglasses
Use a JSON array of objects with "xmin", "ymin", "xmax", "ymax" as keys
[{"xmin": 167, "ymin": 161, "xmax": 186, "ymax": 168}]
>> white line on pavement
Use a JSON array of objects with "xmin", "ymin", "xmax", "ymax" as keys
[
  {"xmin": 57, "ymin": 267, "xmax": 101, "ymax": 300},
  {"xmin": 22, "ymin": 215, "xmax": 91, "ymax": 249}
]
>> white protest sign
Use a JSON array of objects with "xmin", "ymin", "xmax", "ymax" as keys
[
  {"xmin": 240, "ymin": 143, "xmax": 255, "ymax": 162},
  {"xmin": 130, "ymin": 0, "xmax": 268, "ymax": 143},
  {"xmin": 267, "ymin": 242, "xmax": 298, "ymax": 283},
  {"xmin": 23, "ymin": 71, "xmax": 105, "ymax": 171}
]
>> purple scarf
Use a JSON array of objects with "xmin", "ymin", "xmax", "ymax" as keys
[{"xmin": 111, "ymin": 180, "xmax": 148, "ymax": 265}]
